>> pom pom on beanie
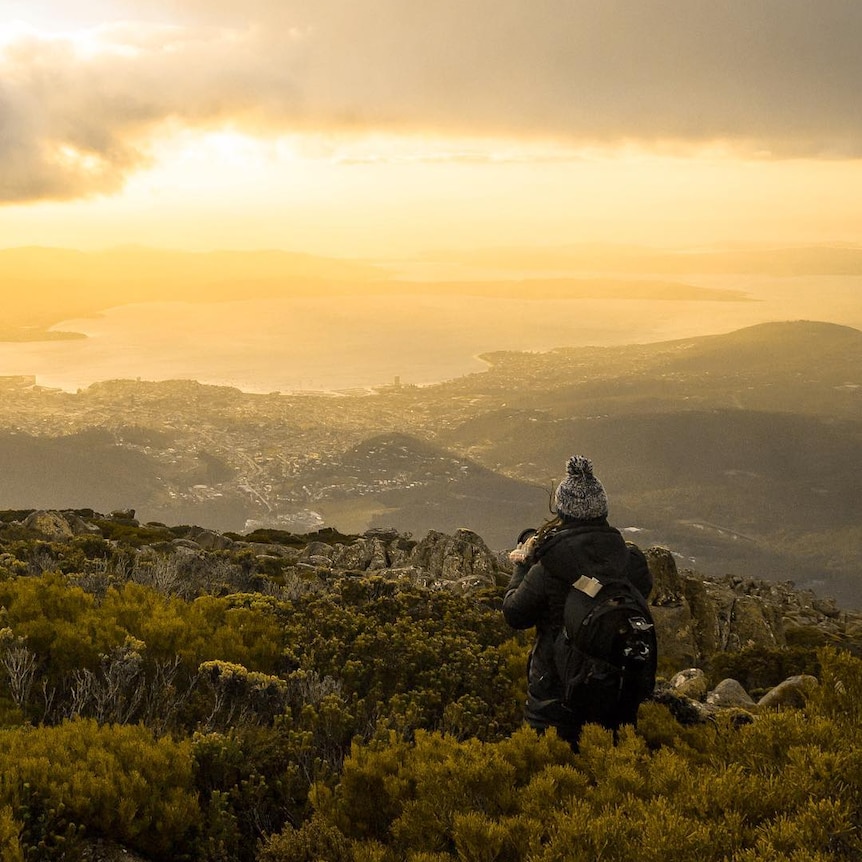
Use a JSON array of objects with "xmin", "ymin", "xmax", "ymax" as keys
[{"xmin": 554, "ymin": 455, "xmax": 609, "ymax": 521}]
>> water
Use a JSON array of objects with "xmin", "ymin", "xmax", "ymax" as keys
[{"xmin": 1, "ymin": 275, "xmax": 860, "ymax": 393}]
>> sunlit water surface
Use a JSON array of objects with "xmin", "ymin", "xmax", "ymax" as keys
[{"xmin": 1, "ymin": 274, "xmax": 860, "ymax": 393}]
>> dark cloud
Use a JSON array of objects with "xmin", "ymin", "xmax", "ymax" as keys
[{"xmin": 2, "ymin": 0, "xmax": 861, "ymax": 202}]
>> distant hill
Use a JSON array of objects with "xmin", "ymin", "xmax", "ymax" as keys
[
  {"xmin": 435, "ymin": 321, "xmax": 862, "ymax": 604},
  {"xmin": 428, "ymin": 242, "xmax": 862, "ymax": 276},
  {"xmin": 0, "ymin": 319, "xmax": 859, "ymax": 604},
  {"xmin": 295, "ymin": 433, "xmax": 547, "ymax": 547},
  {"xmin": 0, "ymin": 427, "xmax": 247, "ymax": 531},
  {"xmin": 466, "ymin": 320, "xmax": 862, "ymax": 420},
  {"xmin": 0, "ymin": 245, "xmax": 746, "ymax": 340},
  {"xmin": 0, "ymin": 429, "xmax": 162, "ymax": 512},
  {"xmin": 0, "ymin": 246, "xmax": 386, "ymax": 335}
]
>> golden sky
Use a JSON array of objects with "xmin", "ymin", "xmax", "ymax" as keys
[{"xmin": 2, "ymin": 0, "xmax": 862, "ymax": 257}]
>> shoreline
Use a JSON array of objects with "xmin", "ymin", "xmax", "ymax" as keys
[{"xmin": 0, "ymin": 329, "xmax": 87, "ymax": 344}]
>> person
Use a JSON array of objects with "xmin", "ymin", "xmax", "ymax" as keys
[{"xmin": 502, "ymin": 455, "xmax": 653, "ymax": 749}]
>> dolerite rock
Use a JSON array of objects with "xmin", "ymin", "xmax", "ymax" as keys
[
  {"xmin": 757, "ymin": 675, "xmax": 819, "ymax": 711},
  {"xmin": 301, "ymin": 541, "xmax": 334, "ymax": 562},
  {"xmin": 109, "ymin": 509, "xmax": 139, "ymax": 526},
  {"xmin": 642, "ymin": 549, "xmax": 805, "ymax": 668},
  {"xmin": 366, "ymin": 538, "xmax": 390, "ymax": 570},
  {"xmin": 645, "ymin": 548, "xmax": 700, "ymax": 669},
  {"xmin": 23, "ymin": 510, "xmax": 74, "ymax": 541},
  {"xmin": 646, "ymin": 546, "xmax": 685, "ymax": 605},
  {"xmin": 330, "ymin": 540, "xmax": 370, "ymax": 571},
  {"xmin": 409, "ymin": 528, "xmax": 500, "ymax": 588},
  {"xmin": 681, "ymin": 576, "xmax": 722, "ymax": 657},
  {"xmin": 706, "ymin": 678, "xmax": 757, "ymax": 710},
  {"xmin": 726, "ymin": 595, "xmax": 783, "ymax": 651},
  {"xmin": 188, "ymin": 528, "xmax": 234, "ymax": 551},
  {"xmin": 670, "ymin": 668, "xmax": 708, "ymax": 701},
  {"xmin": 306, "ymin": 555, "xmax": 333, "ymax": 569},
  {"xmin": 330, "ymin": 537, "xmax": 391, "ymax": 571},
  {"xmin": 652, "ymin": 682, "xmax": 713, "ymax": 724},
  {"xmin": 65, "ymin": 513, "xmax": 103, "ymax": 537}
]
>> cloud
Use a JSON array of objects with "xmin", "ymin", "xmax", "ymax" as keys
[{"xmin": 2, "ymin": 0, "xmax": 861, "ymax": 202}]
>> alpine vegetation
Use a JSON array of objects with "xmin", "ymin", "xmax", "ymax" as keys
[{"xmin": 0, "ymin": 508, "xmax": 858, "ymax": 861}]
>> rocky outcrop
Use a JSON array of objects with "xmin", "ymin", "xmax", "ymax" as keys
[
  {"xmin": 668, "ymin": 668, "xmax": 708, "ymax": 701},
  {"xmin": 4, "ymin": 508, "xmax": 855, "ymax": 736},
  {"xmin": 408, "ymin": 529, "xmax": 500, "ymax": 591},
  {"xmin": 643, "ymin": 546, "xmax": 857, "ymax": 666},
  {"xmin": 4, "ymin": 509, "xmax": 858, "ymax": 652},
  {"xmin": 21, "ymin": 509, "xmax": 127, "ymax": 540}
]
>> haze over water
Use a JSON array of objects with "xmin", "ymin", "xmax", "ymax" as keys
[{"xmin": 2, "ymin": 272, "xmax": 860, "ymax": 394}]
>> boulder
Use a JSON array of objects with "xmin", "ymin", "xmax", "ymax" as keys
[
  {"xmin": 23, "ymin": 510, "xmax": 74, "ymax": 541},
  {"xmin": 189, "ymin": 528, "xmax": 234, "ymax": 551},
  {"xmin": 651, "ymin": 604, "xmax": 699, "ymax": 670},
  {"xmin": 331, "ymin": 540, "xmax": 370, "ymax": 571},
  {"xmin": 725, "ymin": 596, "xmax": 783, "ymax": 651},
  {"xmin": 680, "ymin": 575, "xmax": 723, "ymax": 657},
  {"xmin": 65, "ymin": 513, "xmax": 103, "ymax": 536},
  {"xmin": 366, "ymin": 538, "xmax": 390, "ymax": 571},
  {"xmin": 109, "ymin": 509, "xmax": 139, "ymax": 525},
  {"xmin": 670, "ymin": 668, "xmax": 708, "ymax": 701},
  {"xmin": 386, "ymin": 540, "xmax": 413, "ymax": 568},
  {"xmin": 302, "ymin": 541, "xmax": 334, "ymax": 561},
  {"xmin": 757, "ymin": 675, "xmax": 819, "ymax": 711},
  {"xmin": 706, "ymin": 678, "xmax": 756, "ymax": 709},
  {"xmin": 330, "ymin": 537, "xmax": 390, "ymax": 571},
  {"xmin": 306, "ymin": 555, "xmax": 333, "ymax": 569},
  {"xmin": 652, "ymin": 683, "xmax": 713, "ymax": 724}
]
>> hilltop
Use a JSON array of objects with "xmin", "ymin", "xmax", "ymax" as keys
[
  {"xmin": 0, "ymin": 505, "xmax": 860, "ymax": 860},
  {"xmin": 5, "ymin": 505, "xmax": 861, "ymax": 671}
]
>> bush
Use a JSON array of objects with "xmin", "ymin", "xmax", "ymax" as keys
[
  {"xmin": 258, "ymin": 814, "xmax": 353, "ymax": 862},
  {"xmin": 0, "ymin": 719, "xmax": 200, "ymax": 859},
  {"xmin": 312, "ymin": 650, "xmax": 862, "ymax": 862}
]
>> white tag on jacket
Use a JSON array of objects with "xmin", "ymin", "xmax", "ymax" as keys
[{"xmin": 573, "ymin": 575, "xmax": 603, "ymax": 598}]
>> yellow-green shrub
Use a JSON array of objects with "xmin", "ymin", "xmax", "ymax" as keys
[{"xmin": 0, "ymin": 719, "xmax": 200, "ymax": 858}]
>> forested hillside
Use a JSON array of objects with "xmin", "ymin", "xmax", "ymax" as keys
[{"xmin": 0, "ymin": 508, "xmax": 859, "ymax": 861}]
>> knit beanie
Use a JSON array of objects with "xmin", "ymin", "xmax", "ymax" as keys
[{"xmin": 554, "ymin": 455, "xmax": 609, "ymax": 520}]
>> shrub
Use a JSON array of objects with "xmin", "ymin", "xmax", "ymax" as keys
[
  {"xmin": 258, "ymin": 814, "xmax": 353, "ymax": 862},
  {"xmin": 0, "ymin": 719, "xmax": 200, "ymax": 859}
]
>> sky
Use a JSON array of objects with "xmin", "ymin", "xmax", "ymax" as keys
[{"xmin": 2, "ymin": 0, "xmax": 862, "ymax": 257}]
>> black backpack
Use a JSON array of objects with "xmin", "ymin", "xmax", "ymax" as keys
[{"xmin": 553, "ymin": 573, "xmax": 657, "ymax": 731}]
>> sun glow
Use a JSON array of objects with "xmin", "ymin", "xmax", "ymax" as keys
[
  {"xmin": 4, "ymin": 123, "xmax": 860, "ymax": 257},
  {"xmin": 0, "ymin": 19, "xmax": 135, "ymax": 60}
]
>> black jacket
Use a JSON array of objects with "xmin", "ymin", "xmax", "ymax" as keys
[{"xmin": 502, "ymin": 519, "xmax": 652, "ymax": 729}]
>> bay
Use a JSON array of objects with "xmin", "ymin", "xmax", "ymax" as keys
[{"xmin": 0, "ymin": 275, "xmax": 859, "ymax": 393}]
